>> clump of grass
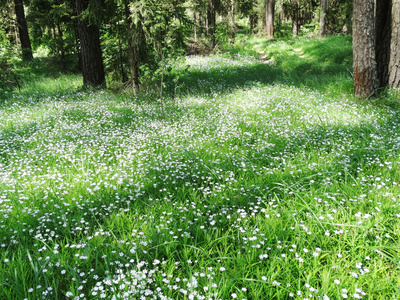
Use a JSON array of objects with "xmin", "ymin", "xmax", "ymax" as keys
[{"xmin": 1, "ymin": 35, "xmax": 400, "ymax": 300}]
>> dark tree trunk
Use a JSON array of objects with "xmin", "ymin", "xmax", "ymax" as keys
[
  {"xmin": 207, "ymin": 0, "xmax": 216, "ymax": 46},
  {"xmin": 57, "ymin": 23, "xmax": 67, "ymax": 73},
  {"xmin": 292, "ymin": 1, "xmax": 299, "ymax": 37},
  {"xmin": 76, "ymin": 0, "xmax": 105, "ymax": 87},
  {"xmin": 375, "ymin": 0, "xmax": 392, "ymax": 88},
  {"xmin": 389, "ymin": 0, "xmax": 400, "ymax": 88},
  {"xmin": 14, "ymin": 0, "xmax": 33, "ymax": 61},
  {"xmin": 319, "ymin": 0, "xmax": 327, "ymax": 37},
  {"xmin": 353, "ymin": 0, "xmax": 378, "ymax": 98},
  {"xmin": 265, "ymin": 0, "xmax": 275, "ymax": 38}
]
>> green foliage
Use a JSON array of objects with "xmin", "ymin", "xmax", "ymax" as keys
[
  {"xmin": 214, "ymin": 21, "xmax": 234, "ymax": 50},
  {"xmin": 0, "ymin": 41, "xmax": 19, "ymax": 95},
  {"xmin": 128, "ymin": 0, "xmax": 192, "ymax": 89},
  {"xmin": 325, "ymin": 0, "xmax": 352, "ymax": 33}
]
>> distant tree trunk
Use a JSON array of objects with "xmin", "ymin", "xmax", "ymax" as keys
[
  {"xmin": 375, "ymin": 0, "xmax": 391, "ymax": 88},
  {"xmin": 123, "ymin": 0, "xmax": 139, "ymax": 93},
  {"xmin": 76, "ymin": 0, "xmax": 105, "ymax": 87},
  {"xmin": 230, "ymin": 2, "xmax": 235, "ymax": 41},
  {"xmin": 118, "ymin": 36, "xmax": 127, "ymax": 83},
  {"xmin": 353, "ymin": 0, "xmax": 378, "ymax": 98},
  {"xmin": 207, "ymin": 0, "xmax": 216, "ymax": 46},
  {"xmin": 389, "ymin": 0, "xmax": 400, "ymax": 88},
  {"xmin": 193, "ymin": 12, "xmax": 198, "ymax": 42},
  {"xmin": 14, "ymin": 0, "xmax": 33, "ymax": 61},
  {"xmin": 265, "ymin": 0, "xmax": 275, "ymax": 38},
  {"xmin": 292, "ymin": 1, "xmax": 299, "ymax": 37},
  {"xmin": 57, "ymin": 23, "xmax": 67, "ymax": 73},
  {"xmin": 319, "ymin": 0, "xmax": 327, "ymax": 37}
]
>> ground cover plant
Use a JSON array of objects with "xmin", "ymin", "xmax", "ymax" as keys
[{"xmin": 1, "ymin": 35, "xmax": 400, "ymax": 299}]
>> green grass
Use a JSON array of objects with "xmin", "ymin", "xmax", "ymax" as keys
[{"xmin": 1, "ymin": 35, "xmax": 400, "ymax": 299}]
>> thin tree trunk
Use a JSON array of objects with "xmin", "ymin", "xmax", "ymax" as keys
[
  {"xmin": 194, "ymin": 12, "xmax": 197, "ymax": 42},
  {"xmin": 319, "ymin": 0, "xmax": 327, "ymax": 37},
  {"xmin": 292, "ymin": 1, "xmax": 299, "ymax": 37},
  {"xmin": 74, "ymin": 20, "xmax": 82, "ymax": 72},
  {"xmin": 118, "ymin": 36, "xmax": 127, "ymax": 83},
  {"xmin": 14, "ymin": 0, "xmax": 33, "ymax": 60},
  {"xmin": 265, "ymin": 0, "xmax": 275, "ymax": 38},
  {"xmin": 207, "ymin": 0, "xmax": 216, "ymax": 46},
  {"xmin": 123, "ymin": 0, "xmax": 139, "ymax": 93},
  {"xmin": 389, "ymin": 0, "xmax": 400, "ymax": 88},
  {"xmin": 76, "ymin": 0, "xmax": 105, "ymax": 87},
  {"xmin": 353, "ymin": 0, "xmax": 378, "ymax": 98},
  {"xmin": 57, "ymin": 23, "xmax": 67, "ymax": 73},
  {"xmin": 230, "ymin": 2, "xmax": 235, "ymax": 41}
]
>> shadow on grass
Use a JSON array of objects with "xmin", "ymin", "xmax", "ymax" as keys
[{"xmin": 164, "ymin": 35, "xmax": 354, "ymax": 99}]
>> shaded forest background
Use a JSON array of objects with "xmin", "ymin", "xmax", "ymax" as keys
[
  {"xmin": 1, "ymin": 0, "xmax": 353, "ymax": 89},
  {"xmin": 0, "ymin": 0, "xmax": 398, "ymax": 98}
]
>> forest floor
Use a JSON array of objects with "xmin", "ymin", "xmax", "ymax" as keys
[{"xmin": 1, "ymin": 35, "xmax": 400, "ymax": 299}]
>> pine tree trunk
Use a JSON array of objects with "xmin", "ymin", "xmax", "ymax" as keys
[
  {"xmin": 353, "ymin": 0, "xmax": 378, "ymax": 98},
  {"xmin": 57, "ymin": 23, "xmax": 67, "ymax": 73},
  {"xmin": 207, "ymin": 0, "xmax": 216, "ymax": 47},
  {"xmin": 14, "ymin": 0, "xmax": 33, "ymax": 61},
  {"xmin": 76, "ymin": 0, "xmax": 105, "ymax": 87},
  {"xmin": 375, "ymin": 0, "xmax": 392, "ymax": 88},
  {"xmin": 265, "ymin": 0, "xmax": 275, "ymax": 38},
  {"xmin": 292, "ymin": 1, "xmax": 299, "ymax": 37},
  {"xmin": 389, "ymin": 0, "xmax": 400, "ymax": 88},
  {"xmin": 124, "ymin": 0, "xmax": 139, "ymax": 94},
  {"xmin": 319, "ymin": 0, "xmax": 327, "ymax": 37}
]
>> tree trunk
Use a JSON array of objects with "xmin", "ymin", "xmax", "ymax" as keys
[
  {"xmin": 76, "ymin": 0, "xmax": 105, "ymax": 87},
  {"xmin": 123, "ymin": 0, "xmax": 140, "ymax": 93},
  {"xmin": 57, "ymin": 23, "xmax": 67, "ymax": 73},
  {"xmin": 375, "ymin": 0, "xmax": 392, "ymax": 88},
  {"xmin": 319, "ymin": 0, "xmax": 327, "ymax": 37},
  {"xmin": 207, "ymin": 0, "xmax": 216, "ymax": 46},
  {"xmin": 14, "ymin": 0, "xmax": 33, "ymax": 61},
  {"xmin": 353, "ymin": 0, "xmax": 378, "ymax": 98},
  {"xmin": 265, "ymin": 0, "xmax": 275, "ymax": 38},
  {"xmin": 389, "ymin": 0, "xmax": 400, "ymax": 88},
  {"xmin": 292, "ymin": 1, "xmax": 299, "ymax": 37},
  {"xmin": 230, "ymin": 2, "xmax": 235, "ymax": 41},
  {"xmin": 194, "ymin": 12, "xmax": 197, "ymax": 42}
]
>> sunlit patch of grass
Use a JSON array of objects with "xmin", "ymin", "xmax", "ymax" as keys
[{"xmin": 1, "ymin": 35, "xmax": 400, "ymax": 299}]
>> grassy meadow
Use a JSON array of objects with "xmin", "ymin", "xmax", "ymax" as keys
[{"xmin": 1, "ymin": 35, "xmax": 400, "ymax": 299}]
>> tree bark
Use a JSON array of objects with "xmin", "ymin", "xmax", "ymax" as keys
[
  {"xmin": 319, "ymin": 0, "xmax": 327, "ymax": 37},
  {"xmin": 207, "ymin": 0, "xmax": 216, "ymax": 46},
  {"xmin": 265, "ymin": 0, "xmax": 275, "ymax": 38},
  {"xmin": 57, "ymin": 23, "xmax": 67, "ymax": 73},
  {"xmin": 353, "ymin": 0, "xmax": 378, "ymax": 98},
  {"xmin": 292, "ymin": 1, "xmax": 299, "ymax": 37},
  {"xmin": 14, "ymin": 0, "xmax": 33, "ymax": 61},
  {"xmin": 389, "ymin": 0, "xmax": 400, "ymax": 88},
  {"xmin": 75, "ymin": 0, "xmax": 105, "ymax": 87},
  {"xmin": 123, "ymin": 0, "xmax": 139, "ymax": 93},
  {"xmin": 375, "ymin": 0, "xmax": 392, "ymax": 88}
]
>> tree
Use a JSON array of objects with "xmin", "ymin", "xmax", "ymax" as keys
[
  {"xmin": 319, "ymin": 0, "xmax": 327, "ymax": 37},
  {"xmin": 14, "ymin": 0, "xmax": 33, "ymax": 60},
  {"xmin": 352, "ymin": 0, "xmax": 378, "ymax": 98},
  {"xmin": 207, "ymin": 0, "xmax": 217, "ymax": 46},
  {"xmin": 75, "ymin": 0, "xmax": 105, "ymax": 87},
  {"xmin": 265, "ymin": 0, "xmax": 275, "ymax": 38},
  {"xmin": 375, "ymin": 0, "xmax": 391, "ymax": 88},
  {"xmin": 389, "ymin": 0, "xmax": 400, "ymax": 88}
]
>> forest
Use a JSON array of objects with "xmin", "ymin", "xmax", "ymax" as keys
[{"xmin": 1, "ymin": 0, "xmax": 400, "ymax": 299}]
